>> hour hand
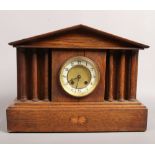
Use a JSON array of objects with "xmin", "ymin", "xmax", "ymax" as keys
[
  {"xmin": 68, "ymin": 77, "xmax": 78, "ymax": 83},
  {"xmin": 69, "ymin": 75, "xmax": 81, "ymax": 83}
]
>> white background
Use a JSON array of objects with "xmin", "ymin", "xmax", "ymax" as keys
[{"xmin": 0, "ymin": 10, "xmax": 155, "ymax": 144}]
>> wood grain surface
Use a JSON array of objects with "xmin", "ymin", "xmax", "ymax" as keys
[
  {"xmin": 7, "ymin": 102, "xmax": 147, "ymax": 132},
  {"xmin": 9, "ymin": 24, "xmax": 149, "ymax": 49}
]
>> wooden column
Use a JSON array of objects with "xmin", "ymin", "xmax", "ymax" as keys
[
  {"xmin": 129, "ymin": 50, "xmax": 138, "ymax": 101},
  {"xmin": 17, "ymin": 48, "xmax": 27, "ymax": 101},
  {"xmin": 108, "ymin": 51, "xmax": 114, "ymax": 101},
  {"xmin": 32, "ymin": 49, "xmax": 38, "ymax": 101},
  {"xmin": 43, "ymin": 50, "xmax": 49, "ymax": 101},
  {"xmin": 17, "ymin": 49, "xmax": 21, "ymax": 100},
  {"xmin": 118, "ymin": 52, "xmax": 126, "ymax": 101}
]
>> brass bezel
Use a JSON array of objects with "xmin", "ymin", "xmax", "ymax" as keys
[{"xmin": 59, "ymin": 56, "xmax": 100, "ymax": 97}]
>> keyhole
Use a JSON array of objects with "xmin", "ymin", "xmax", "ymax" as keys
[
  {"xmin": 84, "ymin": 81, "xmax": 88, "ymax": 85},
  {"xmin": 71, "ymin": 81, "xmax": 74, "ymax": 85}
]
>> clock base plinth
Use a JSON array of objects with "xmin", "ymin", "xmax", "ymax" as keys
[{"xmin": 6, "ymin": 102, "xmax": 147, "ymax": 132}]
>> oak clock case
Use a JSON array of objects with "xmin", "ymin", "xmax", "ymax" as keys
[
  {"xmin": 6, "ymin": 24, "xmax": 149, "ymax": 132},
  {"xmin": 60, "ymin": 56, "xmax": 100, "ymax": 97}
]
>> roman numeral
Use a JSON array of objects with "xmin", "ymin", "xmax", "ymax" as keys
[
  {"xmin": 64, "ymin": 68, "xmax": 69, "ymax": 71},
  {"xmin": 71, "ymin": 62, "xmax": 74, "ymax": 66},
  {"xmin": 77, "ymin": 89, "xmax": 81, "ymax": 92},
  {"xmin": 77, "ymin": 60, "xmax": 81, "ymax": 65}
]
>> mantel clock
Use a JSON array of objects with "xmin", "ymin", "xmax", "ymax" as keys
[{"xmin": 6, "ymin": 24, "xmax": 149, "ymax": 132}]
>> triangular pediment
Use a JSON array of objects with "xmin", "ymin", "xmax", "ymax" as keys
[{"xmin": 9, "ymin": 24, "xmax": 149, "ymax": 49}]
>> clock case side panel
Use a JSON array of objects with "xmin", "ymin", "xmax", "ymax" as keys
[
  {"xmin": 51, "ymin": 49, "xmax": 106, "ymax": 102},
  {"xmin": 104, "ymin": 50, "xmax": 139, "ymax": 102},
  {"xmin": 16, "ymin": 47, "xmax": 51, "ymax": 102}
]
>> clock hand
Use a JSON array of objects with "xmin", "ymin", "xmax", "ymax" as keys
[
  {"xmin": 76, "ymin": 78, "xmax": 80, "ymax": 89},
  {"xmin": 76, "ymin": 75, "xmax": 81, "ymax": 89},
  {"xmin": 69, "ymin": 75, "xmax": 81, "ymax": 83},
  {"xmin": 68, "ymin": 77, "xmax": 78, "ymax": 82}
]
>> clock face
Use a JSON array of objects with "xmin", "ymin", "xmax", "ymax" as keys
[{"xmin": 60, "ymin": 56, "xmax": 100, "ymax": 97}]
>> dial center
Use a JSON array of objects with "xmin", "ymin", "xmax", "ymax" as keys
[
  {"xmin": 77, "ymin": 75, "xmax": 81, "ymax": 79},
  {"xmin": 67, "ymin": 65, "xmax": 91, "ymax": 89}
]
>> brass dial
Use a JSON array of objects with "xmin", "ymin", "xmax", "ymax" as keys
[{"xmin": 60, "ymin": 56, "xmax": 100, "ymax": 97}]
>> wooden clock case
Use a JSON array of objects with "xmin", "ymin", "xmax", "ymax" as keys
[{"xmin": 6, "ymin": 25, "xmax": 149, "ymax": 132}]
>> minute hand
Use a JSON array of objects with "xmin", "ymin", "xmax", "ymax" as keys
[{"xmin": 76, "ymin": 78, "xmax": 80, "ymax": 89}]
